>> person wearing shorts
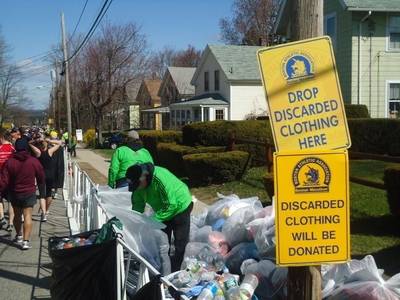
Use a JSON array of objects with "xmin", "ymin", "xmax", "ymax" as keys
[
  {"xmin": 29, "ymin": 134, "xmax": 62, "ymax": 222},
  {"xmin": 0, "ymin": 138, "xmax": 45, "ymax": 250}
]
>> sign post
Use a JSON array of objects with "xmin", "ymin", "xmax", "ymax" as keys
[
  {"xmin": 274, "ymin": 150, "xmax": 350, "ymax": 266},
  {"xmin": 257, "ymin": 36, "xmax": 351, "ymax": 152},
  {"xmin": 257, "ymin": 36, "xmax": 351, "ymax": 299}
]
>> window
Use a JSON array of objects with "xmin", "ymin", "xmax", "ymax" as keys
[
  {"xmin": 214, "ymin": 70, "xmax": 220, "ymax": 91},
  {"xmin": 194, "ymin": 109, "xmax": 200, "ymax": 122},
  {"xmin": 204, "ymin": 72, "xmax": 209, "ymax": 92},
  {"xmin": 388, "ymin": 82, "xmax": 400, "ymax": 118},
  {"xmin": 204, "ymin": 108, "xmax": 210, "ymax": 121},
  {"xmin": 186, "ymin": 110, "xmax": 191, "ymax": 123},
  {"xmin": 215, "ymin": 109, "xmax": 224, "ymax": 120},
  {"xmin": 388, "ymin": 15, "xmax": 400, "ymax": 50},
  {"xmin": 324, "ymin": 12, "xmax": 337, "ymax": 51}
]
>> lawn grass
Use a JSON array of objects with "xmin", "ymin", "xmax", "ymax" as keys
[{"xmin": 93, "ymin": 148, "xmax": 400, "ymax": 276}]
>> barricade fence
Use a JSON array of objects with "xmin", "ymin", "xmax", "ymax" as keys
[{"xmin": 63, "ymin": 158, "xmax": 189, "ymax": 300}]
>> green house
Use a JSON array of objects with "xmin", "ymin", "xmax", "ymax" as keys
[{"xmin": 274, "ymin": 0, "xmax": 400, "ymax": 118}]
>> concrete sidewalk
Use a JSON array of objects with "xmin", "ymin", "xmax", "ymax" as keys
[
  {"xmin": 0, "ymin": 144, "xmax": 210, "ymax": 299},
  {"xmin": 0, "ymin": 191, "xmax": 70, "ymax": 299}
]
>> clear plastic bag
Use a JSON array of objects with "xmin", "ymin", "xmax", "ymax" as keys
[
  {"xmin": 221, "ymin": 199, "xmax": 263, "ymax": 248},
  {"xmin": 205, "ymin": 193, "xmax": 260, "ymax": 226},
  {"xmin": 326, "ymin": 255, "xmax": 400, "ymax": 300},
  {"xmin": 243, "ymin": 260, "xmax": 288, "ymax": 300}
]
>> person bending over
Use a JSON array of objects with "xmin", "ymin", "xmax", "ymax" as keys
[{"xmin": 126, "ymin": 162, "xmax": 193, "ymax": 272}]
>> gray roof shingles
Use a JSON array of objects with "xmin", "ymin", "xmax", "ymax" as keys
[
  {"xmin": 208, "ymin": 45, "xmax": 264, "ymax": 81},
  {"xmin": 341, "ymin": 0, "xmax": 400, "ymax": 10}
]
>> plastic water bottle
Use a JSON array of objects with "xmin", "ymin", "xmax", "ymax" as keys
[
  {"xmin": 201, "ymin": 270, "xmax": 216, "ymax": 282},
  {"xmin": 239, "ymin": 273, "xmax": 259, "ymax": 299},
  {"xmin": 183, "ymin": 256, "xmax": 198, "ymax": 270},
  {"xmin": 171, "ymin": 270, "xmax": 192, "ymax": 288},
  {"xmin": 221, "ymin": 266, "xmax": 240, "ymax": 300},
  {"xmin": 212, "ymin": 289, "xmax": 225, "ymax": 300},
  {"xmin": 197, "ymin": 280, "xmax": 220, "ymax": 300},
  {"xmin": 86, "ymin": 233, "xmax": 98, "ymax": 245}
]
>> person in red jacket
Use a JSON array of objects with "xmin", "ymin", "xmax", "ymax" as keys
[
  {"xmin": 0, "ymin": 128, "xmax": 16, "ymax": 231},
  {"xmin": 0, "ymin": 138, "xmax": 45, "ymax": 250}
]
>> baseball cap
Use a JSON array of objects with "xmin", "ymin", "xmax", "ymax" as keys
[
  {"xmin": 127, "ymin": 130, "xmax": 139, "ymax": 140},
  {"xmin": 126, "ymin": 164, "xmax": 143, "ymax": 192}
]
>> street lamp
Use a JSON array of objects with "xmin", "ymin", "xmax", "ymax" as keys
[{"xmin": 37, "ymin": 85, "xmax": 56, "ymax": 128}]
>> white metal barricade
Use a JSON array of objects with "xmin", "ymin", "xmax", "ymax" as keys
[{"xmin": 63, "ymin": 159, "xmax": 189, "ymax": 300}]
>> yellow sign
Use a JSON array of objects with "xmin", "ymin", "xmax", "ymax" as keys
[
  {"xmin": 274, "ymin": 150, "xmax": 350, "ymax": 266},
  {"xmin": 257, "ymin": 36, "xmax": 351, "ymax": 152}
]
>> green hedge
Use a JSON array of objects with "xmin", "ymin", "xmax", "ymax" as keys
[
  {"xmin": 139, "ymin": 130, "xmax": 182, "ymax": 164},
  {"xmin": 157, "ymin": 143, "xmax": 225, "ymax": 177},
  {"xmin": 344, "ymin": 104, "xmax": 370, "ymax": 118},
  {"xmin": 183, "ymin": 151, "xmax": 250, "ymax": 186},
  {"xmin": 182, "ymin": 120, "xmax": 273, "ymax": 167},
  {"xmin": 348, "ymin": 119, "xmax": 400, "ymax": 155},
  {"xmin": 383, "ymin": 165, "xmax": 400, "ymax": 218},
  {"xmin": 181, "ymin": 120, "xmax": 273, "ymax": 146}
]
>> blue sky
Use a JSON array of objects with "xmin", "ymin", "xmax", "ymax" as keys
[{"xmin": 0, "ymin": 0, "xmax": 234, "ymax": 108}]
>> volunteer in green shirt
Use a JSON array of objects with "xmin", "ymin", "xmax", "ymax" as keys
[
  {"xmin": 108, "ymin": 130, "xmax": 153, "ymax": 188},
  {"xmin": 126, "ymin": 162, "xmax": 193, "ymax": 272},
  {"xmin": 69, "ymin": 133, "xmax": 77, "ymax": 157}
]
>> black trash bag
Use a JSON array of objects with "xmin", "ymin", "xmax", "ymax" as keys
[
  {"xmin": 48, "ymin": 229, "xmax": 118, "ymax": 300},
  {"xmin": 132, "ymin": 274, "xmax": 162, "ymax": 300}
]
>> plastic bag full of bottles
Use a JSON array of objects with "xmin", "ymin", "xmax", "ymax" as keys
[{"xmin": 51, "ymin": 233, "xmax": 98, "ymax": 250}]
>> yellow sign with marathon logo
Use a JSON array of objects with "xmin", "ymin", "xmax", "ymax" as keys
[
  {"xmin": 274, "ymin": 150, "xmax": 350, "ymax": 266},
  {"xmin": 257, "ymin": 36, "xmax": 351, "ymax": 152}
]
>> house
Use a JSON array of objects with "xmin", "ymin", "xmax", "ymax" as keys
[
  {"xmin": 157, "ymin": 67, "xmax": 196, "ymax": 129},
  {"xmin": 274, "ymin": 0, "xmax": 400, "ymax": 118},
  {"xmin": 136, "ymin": 78, "xmax": 163, "ymax": 130},
  {"xmin": 169, "ymin": 45, "xmax": 268, "ymax": 129}
]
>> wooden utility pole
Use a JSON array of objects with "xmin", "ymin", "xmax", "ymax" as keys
[
  {"xmin": 291, "ymin": 0, "xmax": 323, "ymax": 41},
  {"xmin": 54, "ymin": 59, "xmax": 61, "ymax": 137},
  {"xmin": 288, "ymin": 1, "xmax": 323, "ymax": 300},
  {"xmin": 61, "ymin": 12, "xmax": 72, "ymax": 149}
]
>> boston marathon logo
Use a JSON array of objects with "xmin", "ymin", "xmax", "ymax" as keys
[
  {"xmin": 281, "ymin": 50, "xmax": 316, "ymax": 84},
  {"xmin": 293, "ymin": 157, "xmax": 331, "ymax": 193}
]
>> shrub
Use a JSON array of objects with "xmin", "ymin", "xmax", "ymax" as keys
[
  {"xmin": 83, "ymin": 129, "xmax": 96, "ymax": 148},
  {"xmin": 157, "ymin": 143, "xmax": 226, "ymax": 177},
  {"xmin": 345, "ymin": 104, "xmax": 370, "ymax": 118},
  {"xmin": 348, "ymin": 119, "xmax": 400, "ymax": 155},
  {"xmin": 182, "ymin": 120, "xmax": 272, "ymax": 147},
  {"xmin": 383, "ymin": 164, "xmax": 400, "ymax": 218},
  {"xmin": 183, "ymin": 151, "xmax": 249, "ymax": 186},
  {"xmin": 140, "ymin": 130, "xmax": 182, "ymax": 164},
  {"xmin": 262, "ymin": 172, "xmax": 274, "ymax": 200}
]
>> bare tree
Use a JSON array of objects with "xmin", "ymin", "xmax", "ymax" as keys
[
  {"xmin": 71, "ymin": 20, "xmax": 149, "ymax": 146},
  {"xmin": 148, "ymin": 44, "xmax": 202, "ymax": 79},
  {"xmin": 0, "ymin": 25, "xmax": 30, "ymax": 127},
  {"xmin": 173, "ymin": 45, "xmax": 202, "ymax": 67},
  {"xmin": 219, "ymin": 0, "xmax": 282, "ymax": 46},
  {"xmin": 148, "ymin": 45, "xmax": 179, "ymax": 78}
]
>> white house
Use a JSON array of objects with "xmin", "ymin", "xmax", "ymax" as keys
[{"xmin": 169, "ymin": 45, "xmax": 268, "ymax": 129}]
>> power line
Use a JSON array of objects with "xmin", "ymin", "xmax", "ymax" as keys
[
  {"xmin": 67, "ymin": 0, "xmax": 113, "ymax": 63},
  {"xmin": 67, "ymin": 0, "xmax": 89, "ymax": 43}
]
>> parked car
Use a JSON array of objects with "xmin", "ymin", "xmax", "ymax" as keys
[{"xmin": 102, "ymin": 128, "xmax": 151, "ymax": 149}]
